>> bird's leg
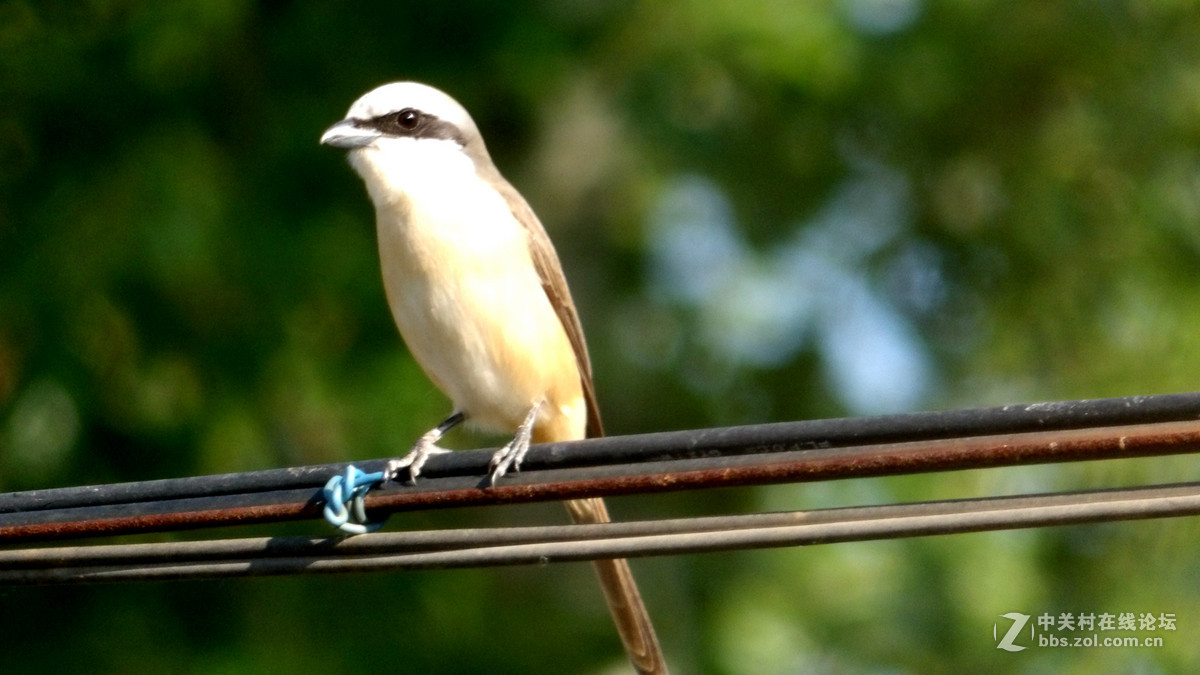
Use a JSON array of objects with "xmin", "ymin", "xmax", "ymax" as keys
[
  {"xmin": 386, "ymin": 411, "xmax": 466, "ymax": 483},
  {"xmin": 488, "ymin": 400, "xmax": 543, "ymax": 485}
]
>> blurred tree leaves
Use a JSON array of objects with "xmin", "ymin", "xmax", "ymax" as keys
[{"xmin": 2, "ymin": 0, "xmax": 1200, "ymax": 673}]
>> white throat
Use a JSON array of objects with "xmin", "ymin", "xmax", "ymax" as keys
[{"xmin": 348, "ymin": 136, "xmax": 477, "ymax": 210}]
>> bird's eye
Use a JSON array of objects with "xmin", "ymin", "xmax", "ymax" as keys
[{"xmin": 396, "ymin": 109, "xmax": 420, "ymax": 130}]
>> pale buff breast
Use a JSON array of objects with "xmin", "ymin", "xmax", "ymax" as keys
[{"xmin": 363, "ymin": 143, "xmax": 586, "ymax": 440}]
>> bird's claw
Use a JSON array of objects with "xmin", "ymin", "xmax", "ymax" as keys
[
  {"xmin": 385, "ymin": 436, "xmax": 451, "ymax": 483},
  {"xmin": 487, "ymin": 438, "xmax": 530, "ymax": 485},
  {"xmin": 486, "ymin": 401, "xmax": 541, "ymax": 486}
]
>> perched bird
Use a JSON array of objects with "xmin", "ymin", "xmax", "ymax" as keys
[{"xmin": 321, "ymin": 82, "xmax": 666, "ymax": 674}]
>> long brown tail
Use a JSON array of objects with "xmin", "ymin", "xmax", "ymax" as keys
[{"xmin": 564, "ymin": 497, "xmax": 667, "ymax": 674}]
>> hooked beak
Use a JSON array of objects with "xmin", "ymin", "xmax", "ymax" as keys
[{"xmin": 320, "ymin": 119, "xmax": 381, "ymax": 149}]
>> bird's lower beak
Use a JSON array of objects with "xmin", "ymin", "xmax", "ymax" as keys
[{"xmin": 320, "ymin": 119, "xmax": 381, "ymax": 149}]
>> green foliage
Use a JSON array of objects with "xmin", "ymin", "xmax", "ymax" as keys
[{"xmin": 2, "ymin": 1, "xmax": 1200, "ymax": 672}]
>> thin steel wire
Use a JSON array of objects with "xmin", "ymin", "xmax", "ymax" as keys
[
  {"xmin": 2, "ymin": 391, "xmax": 1200, "ymax": 584},
  {"xmin": 3, "ymin": 481, "xmax": 1199, "ymax": 584}
]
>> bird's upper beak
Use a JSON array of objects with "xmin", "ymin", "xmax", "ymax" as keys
[{"xmin": 320, "ymin": 119, "xmax": 381, "ymax": 149}]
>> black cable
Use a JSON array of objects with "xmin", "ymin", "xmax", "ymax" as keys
[
  {"xmin": 5, "ymin": 391, "xmax": 1199, "ymax": 515},
  {"xmin": 3, "ymin": 393, "xmax": 1200, "ymax": 545},
  {"xmin": 3, "ymin": 419, "xmax": 1200, "ymax": 543}
]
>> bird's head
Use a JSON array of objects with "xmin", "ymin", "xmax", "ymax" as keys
[{"xmin": 322, "ymin": 82, "xmax": 502, "ymax": 206}]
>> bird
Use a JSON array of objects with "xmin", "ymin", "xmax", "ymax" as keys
[{"xmin": 321, "ymin": 81, "xmax": 667, "ymax": 674}]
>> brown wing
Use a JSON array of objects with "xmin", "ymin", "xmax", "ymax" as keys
[
  {"xmin": 497, "ymin": 180, "xmax": 604, "ymax": 439},
  {"xmin": 499, "ymin": 183, "xmax": 666, "ymax": 672}
]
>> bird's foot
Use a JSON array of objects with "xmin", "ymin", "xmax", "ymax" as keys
[
  {"xmin": 487, "ymin": 402, "xmax": 542, "ymax": 485},
  {"xmin": 386, "ymin": 411, "xmax": 466, "ymax": 482},
  {"xmin": 386, "ymin": 432, "xmax": 450, "ymax": 483}
]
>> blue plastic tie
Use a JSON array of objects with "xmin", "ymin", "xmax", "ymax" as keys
[{"xmin": 322, "ymin": 465, "xmax": 387, "ymax": 534}]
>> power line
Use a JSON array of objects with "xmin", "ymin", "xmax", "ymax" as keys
[
  {"xmin": 3, "ymin": 481, "xmax": 1199, "ymax": 584},
  {"xmin": 2, "ymin": 391, "xmax": 1200, "ymax": 584},
  {"xmin": 7, "ymin": 391, "xmax": 1200, "ymax": 516},
  {"xmin": 2, "ymin": 418, "xmax": 1198, "ymax": 543}
]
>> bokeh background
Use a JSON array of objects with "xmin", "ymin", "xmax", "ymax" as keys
[{"xmin": 3, "ymin": 1, "xmax": 1200, "ymax": 673}]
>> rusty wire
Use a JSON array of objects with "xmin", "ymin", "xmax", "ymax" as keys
[
  {"xmin": 3, "ymin": 418, "xmax": 1200, "ymax": 543},
  {"xmin": 1, "ymin": 392, "xmax": 1200, "ymax": 583},
  {"xmin": 3, "ymin": 481, "xmax": 1200, "ymax": 585}
]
